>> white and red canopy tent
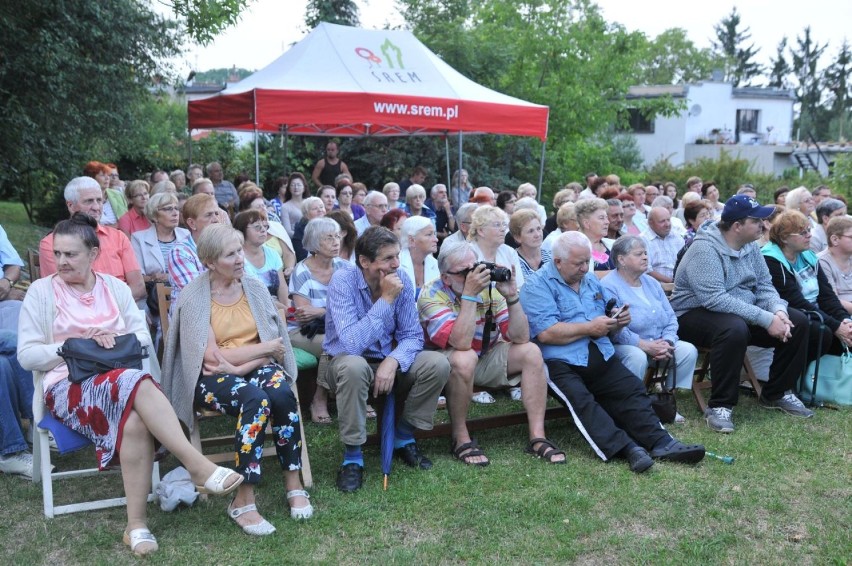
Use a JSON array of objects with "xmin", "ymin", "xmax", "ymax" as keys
[{"xmin": 188, "ymin": 23, "xmax": 549, "ymax": 182}]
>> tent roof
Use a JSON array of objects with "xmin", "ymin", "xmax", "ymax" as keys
[{"xmin": 188, "ymin": 23, "xmax": 548, "ymax": 140}]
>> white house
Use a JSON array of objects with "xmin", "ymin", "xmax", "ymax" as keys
[{"xmin": 624, "ymin": 80, "xmax": 796, "ymax": 176}]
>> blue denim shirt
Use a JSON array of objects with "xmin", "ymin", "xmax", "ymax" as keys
[{"xmin": 520, "ymin": 260, "xmax": 615, "ymax": 366}]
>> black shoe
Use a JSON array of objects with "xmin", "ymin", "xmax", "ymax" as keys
[
  {"xmin": 336, "ymin": 463, "xmax": 364, "ymax": 493},
  {"xmin": 394, "ymin": 442, "xmax": 433, "ymax": 470},
  {"xmin": 650, "ymin": 439, "xmax": 705, "ymax": 464},
  {"xmin": 625, "ymin": 446, "xmax": 654, "ymax": 474}
]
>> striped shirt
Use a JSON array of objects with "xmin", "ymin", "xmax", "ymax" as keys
[
  {"xmin": 287, "ymin": 257, "xmax": 347, "ymax": 332},
  {"xmin": 418, "ymin": 279, "xmax": 509, "ymax": 355},
  {"xmin": 167, "ymin": 236, "xmax": 204, "ymax": 315},
  {"xmin": 643, "ymin": 229, "xmax": 684, "ymax": 280}
]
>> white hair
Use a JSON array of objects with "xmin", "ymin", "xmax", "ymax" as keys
[
  {"xmin": 552, "ymin": 231, "xmax": 591, "ymax": 259},
  {"xmin": 514, "ymin": 197, "xmax": 539, "ymax": 212},
  {"xmin": 399, "ymin": 215, "xmax": 433, "ymax": 249},
  {"xmin": 64, "ymin": 176, "xmax": 100, "ymax": 203}
]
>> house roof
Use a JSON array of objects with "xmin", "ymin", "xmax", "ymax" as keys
[
  {"xmin": 625, "ymin": 85, "xmax": 687, "ymax": 99},
  {"xmin": 732, "ymin": 86, "xmax": 796, "ymax": 100}
]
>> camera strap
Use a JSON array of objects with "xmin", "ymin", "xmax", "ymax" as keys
[{"xmin": 480, "ymin": 285, "xmax": 494, "ymax": 357}]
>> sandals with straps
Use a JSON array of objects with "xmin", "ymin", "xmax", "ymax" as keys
[
  {"xmin": 123, "ymin": 528, "xmax": 158, "ymax": 557},
  {"xmin": 228, "ymin": 501, "xmax": 277, "ymax": 536},
  {"xmin": 525, "ymin": 437, "xmax": 567, "ymax": 464},
  {"xmin": 286, "ymin": 489, "xmax": 314, "ymax": 520},
  {"xmin": 450, "ymin": 438, "xmax": 490, "ymax": 467}
]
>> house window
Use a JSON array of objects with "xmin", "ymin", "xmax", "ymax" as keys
[
  {"xmin": 618, "ymin": 108, "xmax": 655, "ymax": 134},
  {"xmin": 737, "ymin": 109, "xmax": 760, "ymax": 133}
]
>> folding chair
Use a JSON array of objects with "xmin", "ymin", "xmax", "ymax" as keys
[
  {"xmin": 692, "ymin": 346, "xmax": 762, "ymax": 413},
  {"xmin": 26, "ymin": 249, "xmax": 40, "ymax": 281},
  {"xmin": 31, "ymin": 371, "xmax": 160, "ymax": 518},
  {"xmin": 155, "ymin": 282, "xmax": 171, "ymax": 361}
]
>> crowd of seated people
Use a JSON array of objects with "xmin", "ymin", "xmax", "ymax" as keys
[{"xmin": 5, "ymin": 156, "xmax": 848, "ymax": 557}]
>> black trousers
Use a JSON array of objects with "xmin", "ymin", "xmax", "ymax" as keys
[
  {"xmin": 546, "ymin": 343, "xmax": 669, "ymax": 460},
  {"xmin": 676, "ymin": 307, "xmax": 816, "ymax": 409}
]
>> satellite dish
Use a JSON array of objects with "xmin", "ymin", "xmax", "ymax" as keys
[{"xmin": 689, "ymin": 104, "xmax": 702, "ymax": 117}]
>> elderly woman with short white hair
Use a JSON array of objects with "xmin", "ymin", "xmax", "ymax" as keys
[
  {"xmin": 575, "ymin": 198, "xmax": 615, "ymax": 274},
  {"xmin": 289, "ymin": 217, "xmax": 349, "ymax": 424},
  {"xmin": 403, "ymin": 184, "xmax": 437, "ymax": 227},
  {"xmin": 601, "ymin": 236, "xmax": 697, "ymax": 422},
  {"xmin": 468, "ymin": 205, "xmax": 525, "ymax": 288},
  {"xmin": 785, "ymin": 186, "xmax": 818, "ymax": 230},
  {"xmin": 516, "ymin": 183, "xmax": 547, "ymax": 224},
  {"xmin": 131, "ymin": 192, "xmax": 191, "ymax": 289},
  {"xmin": 399, "ymin": 216, "xmax": 439, "ymax": 300},
  {"xmin": 292, "ymin": 196, "xmax": 326, "ymax": 262}
]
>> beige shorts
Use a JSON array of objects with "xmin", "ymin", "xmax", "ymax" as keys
[{"xmin": 441, "ymin": 341, "xmax": 521, "ymax": 388}]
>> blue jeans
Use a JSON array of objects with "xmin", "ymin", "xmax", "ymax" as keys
[{"xmin": 1, "ymin": 355, "xmax": 29, "ymax": 456}]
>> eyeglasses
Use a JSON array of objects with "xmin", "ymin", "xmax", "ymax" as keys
[
  {"xmin": 158, "ymin": 206, "xmax": 179, "ymax": 213},
  {"xmin": 794, "ymin": 228, "xmax": 812, "ymax": 237},
  {"xmin": 489, "ymin": 222, "xmax": 509, "ymax": 230},
  {"xmin": 249, "ymin": 223, "xmax": 269, "ymax": 232},
  {"xmin": 131, "ymin": 193, "xmax": 148, "ymax": 199},
  {"xmin": 322, "ymin": 233, "xmax": 343, "ymax": 242},
  {"xmin": 368, "ymin": 203, "xmax": 389, "ymax": 210}
]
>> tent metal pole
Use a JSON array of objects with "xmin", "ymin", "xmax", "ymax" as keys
[
  {"xmin": 282, "ymin": 127, "xmax": 289, "ymax": 176},
  {"xmin": 444, "ymin": 134, "xmax": 451, "ymax": 187},
  {"xmin": 254, "ymin": 129, "xmax": 260, "ymax": 183},
  {"xmin": 537, "ymin": 139, "xmax": 547, "ymax": 203},
  {"xmin": 187, "ymin": 130, "xmax": 193, "ymax": 169},
  {"xmin": 458, "ymin": 131, "xmax": 463, "ymax": 188}
]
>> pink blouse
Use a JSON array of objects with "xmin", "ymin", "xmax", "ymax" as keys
[{"xmin": 44, "ymin": 274, "xmax": 127, "ymax": 389}]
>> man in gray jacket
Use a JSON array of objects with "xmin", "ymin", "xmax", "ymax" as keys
[{"xmin": 671, "ymin": 195, "xmax": 813, "ymax": 433}]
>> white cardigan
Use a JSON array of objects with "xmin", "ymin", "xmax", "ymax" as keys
[
  {"xmin": 131, "ymin": 225, "xmax": 191, "ymax": 276},
  {"xmin": 17, "ymin": 274, "xmax": 160, "ymax": 393}
]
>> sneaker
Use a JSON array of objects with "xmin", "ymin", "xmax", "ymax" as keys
[
  {"xmin": 509, "ymin": 386, "xmax": 522, "ymax": 401},
  {"xmin": 674, "ymin": 412, "xmax": 686, "ymax": 424},
  {"xmin": 471, "ymin": 391, "xmax": 496, "ymax": 404},
  {"xmin": 0, "ymin": 451, "xmax": 34, "ymax": 479},
  {"xmin": 25, "ymin": 428, "xmax": 59, "ymax": 450},
  {"xmin": 704, "ymin": 407, "xmax": 734, "ymax": 433},
  {"xmin": 759, "ymin": 391, "xmax": 814, "ymax": 418}
]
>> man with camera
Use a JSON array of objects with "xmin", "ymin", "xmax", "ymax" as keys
[
  {"xmin": 418, "ymin": 241, "xmax": 565, "ymax": 466},
  {"xmin": 521, "ymin": 231, "xmax": 704, "ymax": 473}
]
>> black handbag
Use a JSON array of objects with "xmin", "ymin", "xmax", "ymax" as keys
[
  {"xmin": 646, "ymin": 353, "xmax": 677, "ymax": 424},
  {"xmin": 57, "ymin": 335, "xmax": 149, "ymax": 384}
]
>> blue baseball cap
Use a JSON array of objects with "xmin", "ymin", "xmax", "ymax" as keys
[{"xmin": 721, "ymin": 195, "xmax": 776, "ymax": 222}]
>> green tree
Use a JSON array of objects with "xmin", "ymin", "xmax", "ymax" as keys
[
  {"xmin": 193, "ymin": 67, "xmax": 255, "ymax": 84},
  {"xmin": 767, "ymin": 37, "xmax": 791, "ymax": 88},
  {"xmin": 166, "ymin": 0, "xmax": 256, "ymax": 45},
  {"xmin": 305, "ymin": 0, "xmax": 360, "ymax": 29},
  {"xmin": 791, "ymin": 26, "xmax": 828, "ymax": 138},
  {"xmin": 399, "ymin": 0, "xmax": 682, "ymax": 195},
  {"xmin": 823, "ymin": 40, "xmax": 851, "ymax": 140},
  {"xmin": 711, "ymin": 7, "xmax": 762, "ymax": 86},
  {"xmin": 0, "ymin": 0, "xmax": 182, "ymax": 222},
  {"xmin": 635, "ymin": 28, "xmax": 719, "ymax": 85}
]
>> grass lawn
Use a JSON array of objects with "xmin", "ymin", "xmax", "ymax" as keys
[
  {"xmin": 0, "ymin": 201, "xmax": 849, "ymax": 564},
  {"xmin": 0, "ymin": 201, "xmax": 50, "ymax": 276},
  {"xmin": 2, "ymin": 391, "xmax": 849, "ymax": 565}
]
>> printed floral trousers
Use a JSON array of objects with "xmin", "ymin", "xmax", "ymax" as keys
[{"xmin": 195, "ymin": 364, "xmax": 301, "ymax": 483}]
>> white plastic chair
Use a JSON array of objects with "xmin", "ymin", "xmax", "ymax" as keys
[{"xmin": 31, "ymin": 372, "xmax": 160, "ymax": 518}]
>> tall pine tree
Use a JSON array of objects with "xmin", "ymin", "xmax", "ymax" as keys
[
  {"xmin": 711, "ymin": 7, "xmax": 762, "ymax": 86},
  {"xmin": 791, "ymin": 26, "xmax": 827, "ymax": 138}
]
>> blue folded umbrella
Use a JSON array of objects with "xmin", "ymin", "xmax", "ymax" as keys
[{"xmin": 380, "ymin": 387, "xmax": 396, "ymax": 490}]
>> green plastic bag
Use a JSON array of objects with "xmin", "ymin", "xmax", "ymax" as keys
[
  {"xmin": 294, "ymin": 347, "xmax": 318, "ymax": 370},
  {"xmin": 800, "ymin": 348, "xmax": 852, "ymax": 406}
]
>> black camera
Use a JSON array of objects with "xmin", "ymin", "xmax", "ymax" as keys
[{"xmin": 474, "ymin": 261, "xmax": 512, "ymax": 282}]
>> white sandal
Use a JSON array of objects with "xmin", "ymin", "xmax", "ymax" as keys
[
  {"xmin": 286, "ymin": 489, "xmax": 314, "ymax": 520},
  {"xmin": 228, "ymin": 502, "xmax": 277, "ymax": 536},
  {"xmin": 123, "ymin": 528, "xmax": 158, "ymax": 557},
  {"xmin": 196, "ymin": 466, "xmax": 244, "ymax": 495}
]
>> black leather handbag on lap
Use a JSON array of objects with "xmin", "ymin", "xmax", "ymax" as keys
[{"xmin": 58, "ymin": 335, "xmax": 149, "ymax": 384}]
